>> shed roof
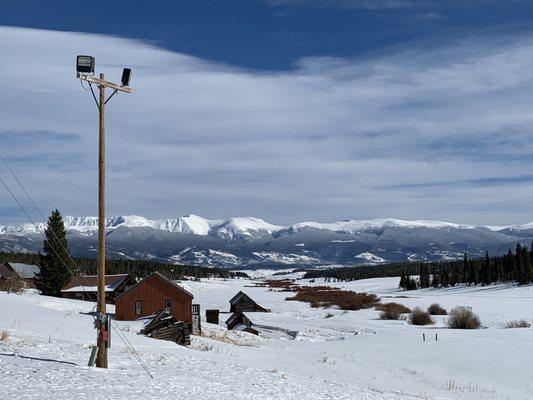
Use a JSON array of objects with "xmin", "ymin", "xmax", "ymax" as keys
[
  {"xmin": 5, "ymin": 262, "xmax": 40, "ymax": 279},
  {"xmin": 114, "ymin": 271, "xmax": 194, "ymax": 301},
  {"xmin": 61, "ymin": 274, "xmax": 132, "ymax": 293},
  {"xmin": 229, "ymin": 291, "xmax": 253, "ymax": 304}
]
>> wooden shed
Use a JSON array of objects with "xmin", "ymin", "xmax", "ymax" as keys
[
  {"xmin": 229, "ymin": 291, "xmax": 268, "ymax": 313},
  {"xmin": 61, "ymin": 274, "xmax": 135, "ymax": 303},
  {"xmin": 2, "ymin": 262, "xmax": 40, "ymax": 287},
  {"xmin": 115, "ymin": 271, "xmax": 194, "ymax": 323}
]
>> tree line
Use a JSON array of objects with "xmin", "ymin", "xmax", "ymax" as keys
[
  {"xmin": 303, "ymin": 243, "xmax": 533, "ymax": 289},
  {"xmin": 400, "ymin": 243, "xmax": 533, "ymax": 290}
]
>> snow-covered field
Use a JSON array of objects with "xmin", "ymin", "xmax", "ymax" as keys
[{"xmin": 1, "ymin": 276, "xmax": 532, "ymax": 399}]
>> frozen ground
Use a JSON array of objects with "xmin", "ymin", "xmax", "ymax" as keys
[{"xmin": 1, "ymin": 276, "xmax": 532, "ymax": 399}]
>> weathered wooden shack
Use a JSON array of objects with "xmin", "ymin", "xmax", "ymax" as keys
[
  {"xmin": 225, "ymin": 312, "xmax": 259, "ymax": 335},
  {"xmin": 1, "ymin": 262, "xmax": 40, "ymax": 287},
  {"xmin": 115, "ymin": 271, "xmax": 194, "ymax": 324},
  {"xmin": 61, "ymin": 274, "xmax": 135, "ymax": 303},
  {"xmin": 229, "ymin": 291, "xmax": 268, "ymax": 313}
]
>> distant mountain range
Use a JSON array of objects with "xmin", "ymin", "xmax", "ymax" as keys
[{"xmin": 1, "ymin": 215, "xmax": 531, "ymax": 269}]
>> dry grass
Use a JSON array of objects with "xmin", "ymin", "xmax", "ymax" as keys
[
  {"xmin": 446, "ymin": 307, "xmax": 482, "ymax": 329},
  {"xmin": 408, "ymin": 307, "xmax": 435, "ymax": 326},
  {"xmin": 0, "ymin": 330, "xmax": 10, "ymax": 341},
  {"xmin": 286, "ymin": 288, "xmax": 380, "ymax": 311},
  {"xmin": 375, "ymin": 302, "xmax": 411, "ymax": 314},
  {"xmin": 427, "ymin": 303, "xmax": 447, "ymax": 316},
  {"xmin": 506, "ymin": 319, "xmax": 531, "ymax": 328},
  {"xmin": 379, "ymin": 310, "xmax": 401, "ymax": 320}
]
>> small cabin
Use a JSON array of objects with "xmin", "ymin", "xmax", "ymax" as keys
[
  {"xmin": 225, "ymin": 312, "xmax": 259, "ymax": 335},
  {"xmin": 115, "ymin": 272, "xmax": 194, "ymax": 323},
  {"xmin": 229, "ymin": 291, "xmax": 268, "ymax": 313},
  {"xmin": 61, "ymin": 274, "xmax": 136, "ymax": 303},
  {"xmin": 1, "ymin": 262, "xmax": 40, "ymax": 287}
]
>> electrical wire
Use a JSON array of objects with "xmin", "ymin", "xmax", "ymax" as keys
[{"xmin": 0, "ymin": 155, "xmax": 153, "ymax": 378}]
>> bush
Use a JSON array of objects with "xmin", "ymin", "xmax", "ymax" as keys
[
  {"xmin": 427, "ymin": 303, "xmax": 447, "ymax": 316},
  {"xmin": 375, "ymin": 302, "xmax": 411, "ymax": 314},
  {"xmin": 408, "ymin": 307, "xmax": 434, "ymax": 326},
  {"xmin": 506, "ymin": 319, "xmax": 530, "ymax": 328},
  {"xmin": 0, "ymin": 330, "xmax": 9, "ymax": 341},
  {"xmin": 446, "ymin": 307, "xmax": 482, "ymax": 329},
  {"xmin": 286, "ymin": 288, "xmax": 380, "ymax": 311},
  {"xmin": 379, "ymin": 310, "xmax": 401, "ymax": 320}
]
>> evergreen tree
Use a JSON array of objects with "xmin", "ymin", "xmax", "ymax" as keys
[
  {"xmin": 399, "ymin": 270, "xmax": 407, "ymax": 289},
  {"xmin": 514, "ymin": 244, "xmax": 522, "ymax": 282},
  {"xmin": 35, "ymin": 210, "xmax": 72, "ymax": 296}
]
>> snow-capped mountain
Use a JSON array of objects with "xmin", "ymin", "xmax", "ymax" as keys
[{"xmin": 0, "ymin": 214, "xmax": 531, "ymax": 269}]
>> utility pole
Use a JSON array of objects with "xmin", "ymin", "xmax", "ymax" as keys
[
  {"xmin": 97, "ymin": 73, "xmax": 107, "ymax": 368},
  {"xmin": 77, "ymin": 57, "xmax": 132, "ymax": 369}
]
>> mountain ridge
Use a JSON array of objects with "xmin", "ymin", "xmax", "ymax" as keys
[{"xmin": 1, "ymin": 214, "xmax": 531, "ymax": 269}]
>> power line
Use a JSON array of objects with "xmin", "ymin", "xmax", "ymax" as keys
[{"xmin": 0, "ymin": 156, "xmax": 153, "ymax": 378}]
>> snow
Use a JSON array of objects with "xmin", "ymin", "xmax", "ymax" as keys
[
  {"xmin": 1, "ymin": 276, "xmax": 532, "ymax": 399},
  {"xmin": 210, "ymin": 217, "xmax": 284, "ymax": 239},
  {"xmin": 354, "ymin": 252, "xmax": 386, "ymax": 263},
  {"xmin": 252, "ymin": 252, "xmax": 320, "ymax": 264},
  {"xmin": 287, "ymin": 218, "xmax": 476, "ymax": 235},
  {"xmin": 2, "ymin": 215, "xmax": 526, "ymax": 240}
]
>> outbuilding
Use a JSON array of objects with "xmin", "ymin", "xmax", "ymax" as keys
[
  {"xmin": 229, "ymin": 291, "xmax": 268, "ymax": 313},
  {"xmin": 1, "ymin": 262, "xmax": 40, "ymax": 287},
  {"xmin": 61, "ymin": 274, "xmax": 135, "ymax": 303},
  {"xmin": 115, "ymin": 271, "xmax": 194, "ymax": 323}
]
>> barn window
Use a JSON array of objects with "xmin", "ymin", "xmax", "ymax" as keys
[
  {"xmin": 135, "ymin": 300, "xmax": 142, "ymax": 315},
  {"xmin": 165, "ymin": 299, "xmax": 172, "ymax": 308}
]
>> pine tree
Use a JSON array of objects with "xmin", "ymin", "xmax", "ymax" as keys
[
  {"xmin": 35, "ymin": 210, "xmax": 72, "ymax": 296},
  {"xmin": 399, "ymin": 270, "xmax": 407, "ymax": 289}
]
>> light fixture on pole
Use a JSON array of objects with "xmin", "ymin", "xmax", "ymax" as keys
[{"xmin": 76, "ymin": 55, "xmax": 133, "ymax": 369}]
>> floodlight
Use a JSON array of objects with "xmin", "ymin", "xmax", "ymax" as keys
[
  {"xmin": 77, "ymin": 55, "xmax": 95, "ymax": 76},
  {"xmin": 121, "ymin": 68, "xmax": 132, "ymax": 87}
]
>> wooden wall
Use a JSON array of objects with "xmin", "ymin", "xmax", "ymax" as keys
[{"xmin": 115, "ymin": 274, "xmax": 193, "ymax": 322}]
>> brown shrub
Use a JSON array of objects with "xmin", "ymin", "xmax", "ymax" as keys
[
  {"xmin": 427, "ymin": 303, "xmax": 447, "ymax": 316},
  {"xmin": 446, "ymin": 307, "xmax": 482, "ymax": 329},
  {"xmin": 0, "ymin": 330, "xmax": 10, "ymax": 341},
  {"xmin": 506, "ymin": 319, "xmax": 531, "ymax": 328},
  {"xmin": 286, "ymin": 288, "xmax": 380, "ymax": 311},
  {"xmin": 408, "ymin": 307, "xmax": 435, "ymax": 326},
  {"xmin": 379, "ymin": 310, "xmax": 401, "ymax": 320},
  {"xmin": 375, "ymin": 302, "xmax": 411, "ymax": 314}
]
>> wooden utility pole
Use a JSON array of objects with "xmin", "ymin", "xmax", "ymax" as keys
[
  {"xmin": 78, "ymin": 69, "xmax": 132, "ymax": 369},
  {"xmin": 96, "ymin": 73, "xmax": 107, "ymax": 368}
]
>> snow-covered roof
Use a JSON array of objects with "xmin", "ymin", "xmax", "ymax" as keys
[
  {"xmin": 62, "ymin": 285, "xmax": 115, "ymax": 293},
  {"xmin": 61, "ymin": 274, "xmax": 132, "ymax": 293}
]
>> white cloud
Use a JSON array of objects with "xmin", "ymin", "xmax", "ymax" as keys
[{"xmin": 1, "ymin": 26, "xmax": 533, "ymax": 225}]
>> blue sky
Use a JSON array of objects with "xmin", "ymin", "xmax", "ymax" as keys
[
  {"xmin": 1, "ymin": 1, "xmax": 533, "ymax": 225},
  {"xmin": 3, "ymin": 1, "xmax": 533, "ymax": 70}
]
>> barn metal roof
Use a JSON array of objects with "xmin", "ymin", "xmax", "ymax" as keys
[{"xmin": 5, "ymin": 262, "xmax": 40, "ymax": 279}]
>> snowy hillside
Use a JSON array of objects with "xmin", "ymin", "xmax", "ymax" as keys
[{"xmin": 1, "ymin": 276, "xmax": 532, "ymax": 399}]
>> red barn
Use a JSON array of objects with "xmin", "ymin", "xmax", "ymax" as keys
[{"xmin": 114, "ymin": 272, "xmax": 193, "ymax": 323}]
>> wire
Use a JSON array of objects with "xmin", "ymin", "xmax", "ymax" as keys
[
  {"xmin": 79, "ymin": 79, "xmax": 91, "ymax": 91},
  {"xmin": 88, "ymin": 82, "xmax": 100, "ymax": 111},
  {"xmin": 0, "ymin": 155, "xmax": 153, "ymax": 378}
]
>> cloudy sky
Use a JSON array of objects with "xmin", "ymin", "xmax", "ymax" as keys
[{"xmin": 2, "ymin": 1, "xmax": 533, "ymax": 225}]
